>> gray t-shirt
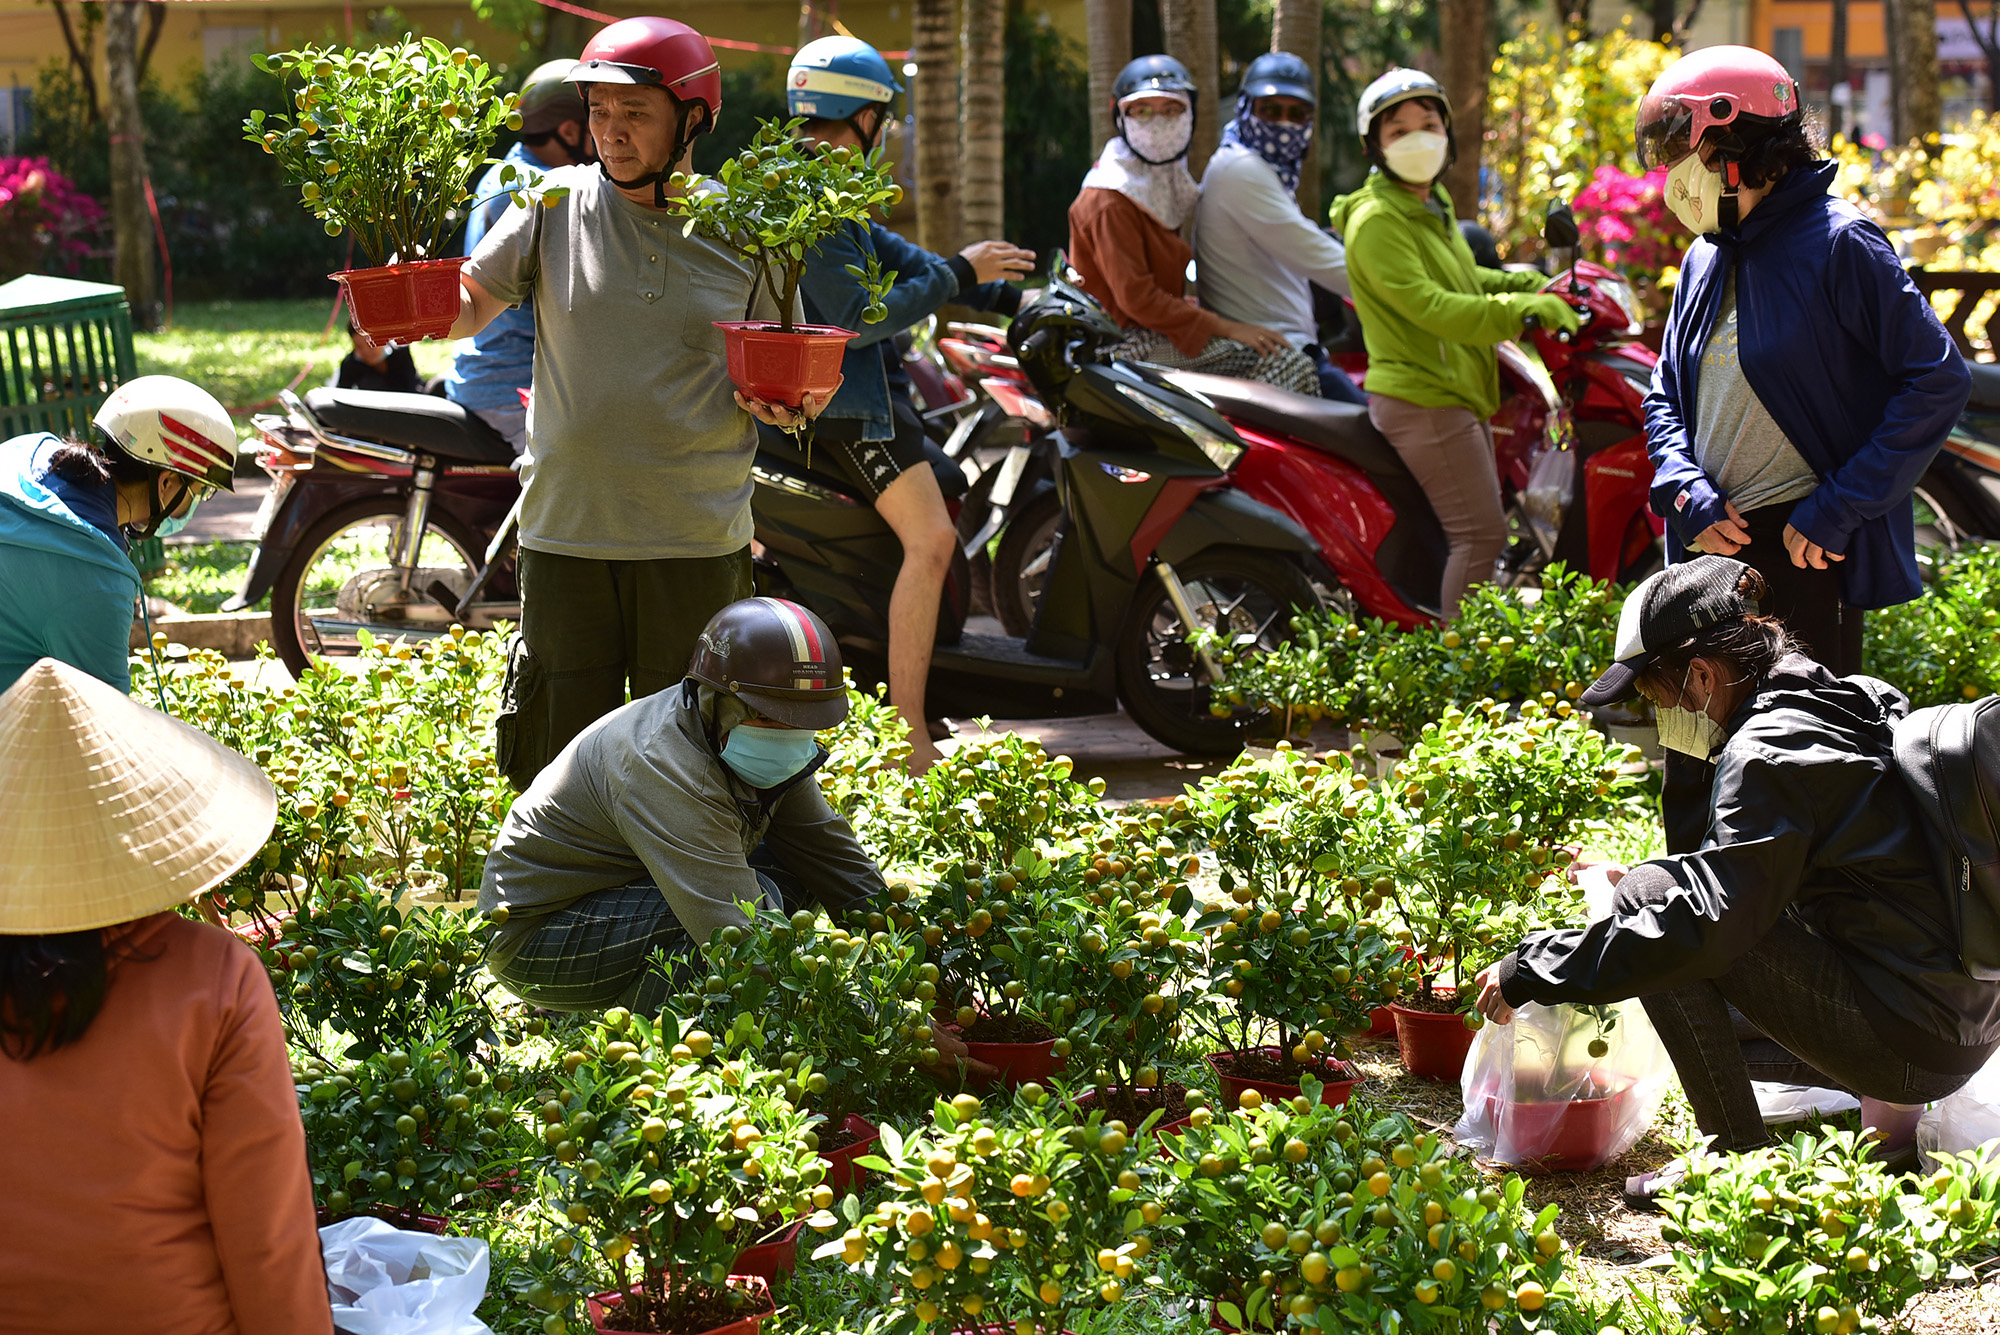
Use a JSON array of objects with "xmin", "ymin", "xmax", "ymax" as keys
[
  {"xmin": 467, "ymin": 165, "xmax": 784, "ymax": 561},
  {"xmin": 1694, "ymin": 275, "xmax": 1818, "ymax": 515},
  {"xmin": 479, "ymin": 685, "xmax": 884, "ymax": 965}
]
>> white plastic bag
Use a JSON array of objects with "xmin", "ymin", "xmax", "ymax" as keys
[
  {"xmin": 1521, "ymin": 441, "xmax": 1575, "ymax": 557},
  {"xmin": 1753, "ymin": 1082, "xmax": 1859, "ymax": 1124},
  {"xmin": 1455, "ymin": 999, "xmax": 1675, "ymax": 1173},
  {"xmin": 1917, "ymin": 1046, "xmax": 2000, "ymax": 1170},
  {"xmin": 320, "ymin": 1216, "xmax": 493, "ymax": 1335}
]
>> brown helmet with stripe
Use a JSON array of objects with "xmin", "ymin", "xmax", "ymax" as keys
[{"xmin": 686, "ymin": 597, "xmax": 849, "ymax": 729}]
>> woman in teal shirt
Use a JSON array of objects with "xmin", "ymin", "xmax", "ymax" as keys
[{"xmin": 0, "ymin": 376, "xmax": 238, "ymax": 695}]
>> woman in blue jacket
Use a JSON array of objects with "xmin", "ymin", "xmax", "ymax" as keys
[
  {"xmin": 787, "ymin": 37, "xmax": 1035, "ymax": 774},
  {"xmin": 0, "ymin": 376, "xmax": 238, "ymax": 695},
  {"xmin": 1635, "ymin": 46, "xmax": 1969, "ymax": 851}
]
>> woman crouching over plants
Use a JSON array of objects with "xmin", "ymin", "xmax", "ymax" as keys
[
  {"xmin": 1472, "ymin": 556, "xmax": 2000, "ymax": 1210},
  {"xmin": 0, "ymin": 660, "xmax": 333, "ymax": 1335}
]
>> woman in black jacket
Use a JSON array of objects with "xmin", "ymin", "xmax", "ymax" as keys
[{"xmin": 1474, "ymin": 555, "xmax": 2000, "ymax": 1206}]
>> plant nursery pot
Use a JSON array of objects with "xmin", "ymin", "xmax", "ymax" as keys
[
  {"xmin": 1366, "ymin": 1006, "xmax": 1397, "ymax": 1038},
  {"xmin": 816, "ymin": 1113, "xmax": 880, "ymax": 1197},
  {"xmin": 586, "ymin": 1274, "xmax": 772, "ymax": 1335},
  {"xmin": 1389, "ymin": 988, "xmax": 1479, "ymax": 1081},
  {"xmin": 1205, "ymin": 1047, "xmax": 1364, "ymax": 1109},
  {"xmin": 714, "ymin": 321, "xmax": 853, "ymax": 408},
  {"xmin": 1072, "ymin": 1084, "xmax": 1194, "ymax": 1142},
  {"xmin": 317, "ymin": 1204, "xmax": 450, "ymax": 1235},
  {"xmin": 1479, "ymin": 1085, "xmax": 1634, "ymax": 1174},
  {"xmin": 730, "ymin": 1218, "xmax": 806, "ymax": 1282},
  {"xmin": 332, "ymin": 257, "xmax": 468, "ymax": 345},
  {"xmin": 949, "ymin": 1020, "xmax": 1067, "ymax": 1092}
]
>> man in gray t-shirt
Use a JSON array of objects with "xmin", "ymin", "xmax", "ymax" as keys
[{"xmin": 449, "ymin": 17, "xmax": 829, "ymax": 791}]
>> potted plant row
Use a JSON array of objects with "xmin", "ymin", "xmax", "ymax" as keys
[{"xmin": 248, "ymin": 38, "xmax": 560, "ymax": 343}]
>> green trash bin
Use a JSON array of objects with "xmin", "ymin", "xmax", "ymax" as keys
[{"xmin": 0, "ymin": 274, "xmax": 156, "ymax": 572}]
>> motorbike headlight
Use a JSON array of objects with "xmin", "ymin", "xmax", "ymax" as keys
[
  {"xmin": 1598, "ymin": 276, "xmax": 1647, "ymax": 335},
  {"xmin": 1113, "ymin": 382, "xmax": 1244, "ymax": 470}
]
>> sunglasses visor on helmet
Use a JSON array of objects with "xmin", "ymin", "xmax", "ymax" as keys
[{"xmin": 1635, "ymin": 92, "xmax": 1699, "ymax": 170}]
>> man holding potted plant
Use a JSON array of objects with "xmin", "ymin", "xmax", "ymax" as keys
[
  {"xmin": 449, "ymin": 16, "xmax": 829, "ymax": 791},
  {"xmin": 783, "ymin": 35, "xmax": 1036, "ymax": 774}
]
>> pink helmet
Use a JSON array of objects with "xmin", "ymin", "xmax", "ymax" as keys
[{"xmin": 1636, "ymin": 45, "xmax": 1801, "ymax": 170}]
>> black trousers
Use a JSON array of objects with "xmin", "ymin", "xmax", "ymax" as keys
[{"xmin": 1660, "ymin": 500, "xmax": 1865, "ymax": 853}]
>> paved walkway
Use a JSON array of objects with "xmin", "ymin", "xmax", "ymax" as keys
[{"xmin": 178, "ymin": 473, "xmax": 270, "ymax": 543}]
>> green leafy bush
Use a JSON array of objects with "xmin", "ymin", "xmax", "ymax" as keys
[
  {"xmin": 1658, "ymin": 1125, "xmax": 2000, "ymax": 1334},
  {"xmin": 1166, "ymin": 1087, "xmax": 1571, "ymax": 1330},
  {"xmin": 1863, "ymin": 543, "xmax": 2000, "ymax": 708}
]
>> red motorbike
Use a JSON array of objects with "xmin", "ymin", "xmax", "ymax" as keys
[{"xmin": 986, "ymin": 249, "xmax": 1664, "ymax": 630}]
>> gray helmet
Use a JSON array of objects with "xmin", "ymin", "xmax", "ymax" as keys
[
  {"xmin": 1114, "ymin": 54, "xmax": 1198, "ymax": 108},
  {"xmin": 1239, "ymin": 51, "xmax": 1315, "ymax": 107},
  {"xmin": 1355, "ymin": 67, "xmax": 1450, "ymax": 137},
  {"xmin": 518, "ymin": 58, "xmax": 587, "ymax": 135}
]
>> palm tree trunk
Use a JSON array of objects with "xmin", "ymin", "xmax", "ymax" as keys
[
  {"xmin": 960, "ymin": 0, "xmax": 1005, "ymax": 241},
  {"xmin": 1087, "ymin": 0, "xmax": 1132, "ymax": 155},
  {"xmin": 1895, "ymin": 0, "xmax": 1943, "ymax": 142},
  {"xmin": 105, "ymin": 0, "xmax": 157, "ymax": 330},
  {"xmin": 1161, "ymin": 0, "xmax": 1221, "ymax": 176},
  {"xmin": 1436, "ymin": 0, "xmax": 1488, "ymax": 220},
  {"xmin": 1270, "ymin": 0, "xmax": 1321, "ymax": 217},
  {"xmin": 1829, "ymin": 0, "xmax": 1850, "ymax": 137},
  {"xmin": 913, "ymin": 0, "xmax": 963, "ymax": 254}
]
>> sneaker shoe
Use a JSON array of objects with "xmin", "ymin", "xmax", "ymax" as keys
[{"xmin": 1622, "ymin": 1160, "xmax": 1688, "ymax": 1214}]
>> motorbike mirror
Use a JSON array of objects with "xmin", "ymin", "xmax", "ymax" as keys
[{"xmin": 1544, "ymin": 203, "xmax": 1580, "ymax": 251}]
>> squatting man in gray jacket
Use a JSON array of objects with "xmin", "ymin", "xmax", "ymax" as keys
[{"xmin": 477, "ymin": 595, "xmax": 985, "ymax": 1071}]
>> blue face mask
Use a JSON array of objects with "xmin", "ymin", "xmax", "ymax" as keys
[{"xmin": 721, "ymin": 723, "xmax": 819, "ymax": 789}]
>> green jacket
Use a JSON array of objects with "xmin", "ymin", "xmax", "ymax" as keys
[
  {"xmin": 1326, "ymin": 172, "xmax": 1543, "ymax": 419},
  {"xmin": 0, "ymin": 433, "xmax": 140, "ymax": 696}
]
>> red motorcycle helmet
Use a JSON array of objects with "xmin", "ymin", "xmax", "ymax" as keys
[
  {"xmin": 1636, "ymin": 45, "xmax": 1801, "ymax": 171},
  {"xmin": 568, "ymin": 17, "xmax": 721, "ymax": 201}
]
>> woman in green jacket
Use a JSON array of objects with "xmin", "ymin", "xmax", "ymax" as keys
[
  {"xmin": 0, "ymin": 376, "xmax": 237, "ymax": 695},
  {"xmin": 1327, "ymin": 70, "xmax": 1581, "ymax": 615}
]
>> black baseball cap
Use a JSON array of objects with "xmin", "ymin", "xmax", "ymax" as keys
[{"xmin": 1581, "ymin": 556, "xmax": 1759, "ymax": 706}]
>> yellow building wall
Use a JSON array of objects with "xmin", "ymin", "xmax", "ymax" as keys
[{"xmin": 1750, "ymin": 0, "xmax": 1890, "ymax": 61}]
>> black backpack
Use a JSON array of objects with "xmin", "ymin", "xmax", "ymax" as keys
[{"xmin": 1894, "ymin": 697, "xmax": 2000, "ymax": 982}]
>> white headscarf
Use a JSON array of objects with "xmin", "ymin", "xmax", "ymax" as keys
[{"xmin": 1081, "ymin": 91, "xmax": 1201, "ymax": 230}]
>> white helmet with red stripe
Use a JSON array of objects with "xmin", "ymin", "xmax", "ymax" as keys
[
  {"xmin": 687, "ymin": 596, "xmax": 849, "ymax": 729},
  {"xmin": 94, "ymin": 375, "xmax": 238, "ymax": 493}
]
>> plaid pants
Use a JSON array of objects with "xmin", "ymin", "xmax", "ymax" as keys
[
  {"xmin": 492, "ymin": 873, "xmax": 785, "ymax": 1015},
  {"xmin": 1108, "ymin": 328, "xmax": 1321, "ymax": 397}
]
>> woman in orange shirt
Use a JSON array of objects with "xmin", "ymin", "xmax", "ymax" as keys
[
  {"xmin": 0, "ymin": 659, "xmax": 332, "ymax": 1335},
  {"xmin": 1068, "ymin": 54, "xmax": 1320, "ymax": 395}
]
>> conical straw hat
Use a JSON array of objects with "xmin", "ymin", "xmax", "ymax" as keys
[{"xmin": 0, "ymin": 658, "xmax": 277, "ymax": 934}]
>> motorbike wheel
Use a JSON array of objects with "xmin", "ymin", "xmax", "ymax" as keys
[
  {"xmin": 989, "ymin": 483, "xmax": 1063, "ymax": 638},
  {"xmin": 1913, "ymin": 465, "xmax": 1979, "ymax": 555},
  {"xmin": 1115, "ymin": 548, "xmax": 1320, "ymax": 757},
  {"xmin": 269, "ymin": 497, "xmax": 489, "ymax": 679}
]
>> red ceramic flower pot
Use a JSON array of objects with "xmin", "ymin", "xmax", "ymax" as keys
[
  {"xmin": 1366, "ymin": 1006, "xmax": 1397, "ymax": 1038},
  {"xmin": 816, "ymin": 1113, "xmax": 880, "ymax": 1197},
  {"xmin": 1481, "ymin": 1085, "xmax": 1634, "ymax": 1174},
  {"xmin": 1389, "ymin": 986, "xmax": 1478, "ymax": 1081},
  {"xmin": 731, "ymin": 1218, "xmax": 806, "ymax": 1282},
  {"xmin": 332, "ymin": 257, "xmax": 468, "ymax": 345},
  {"xmin": 714, "ymin": 321, "xmax": 853, "ymax": 408},
  {"xmin": 586, "ymin": 1274, "xmax": 772, "ymax": 1335},
  {"xmin": 1205, "ymin": 1047, "xmax": 1364, "ymax": 1109},
  {"xmin": 1072, "ymin": 1087, "xmax": 1193, "ymax": 1142},
  {"xmin": 957, "ymin": 1034, "xmax": 1066, "ymax": 1092}
]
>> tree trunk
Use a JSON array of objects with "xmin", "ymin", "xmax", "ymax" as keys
[
  {"xmin": 1829, "ymin": 0, "xmax": 1850, "ymax": 137},
  {"xmin": 1649, "ymin": 0, "xmax": 1677, "ymax": 42},
  {"xmin": 1161, "ymin": 0, "xmax": 1221, "ymax": 176},
  {"xmin": 1436, "ymin": 0, "xmax": 1488, "ymax": 220},
  {"xmin": 1087, "ymin": 0, "xmax": 1132, "ymax": 155},
  {"xmin": 1897, "ymin": 0, "xmax": 1942, "ymax": 142},
  {"xmin": 960, "ymin": 0, "xmax": 1005, "ymax": 241},
  {"xmin": 105, "ymin": 0, "xmax": 156, "ymax": 330},
  {"xmin": 1270, "ymin": 0, "xmax": 1321, "ymax": 217},
  {"xmin": 913, "ymin": 0, "xmax": 963, "ymax": 255}
]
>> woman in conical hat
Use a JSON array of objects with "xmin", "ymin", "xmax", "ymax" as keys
[{"xmin": 0, "ymin": 659, "xmax": 332, "ymax": 1335}]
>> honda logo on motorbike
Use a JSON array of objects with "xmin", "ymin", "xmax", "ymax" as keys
[{"xmin": 1100, "ymin": 462, "xmax": 1152, "ymax": 484}]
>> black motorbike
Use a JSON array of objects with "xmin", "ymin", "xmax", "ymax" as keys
[{"xmin": 753, "ymin": 266, "xmax": 1327, "ymax": 755}]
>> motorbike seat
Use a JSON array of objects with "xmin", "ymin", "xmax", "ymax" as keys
[
  {"xmin": 305, "ymin": 388, "xmax": 517, "ymax": 466},
  {"xmin": 1967, "ymin": 360, "xmax": 2000, "ymax": 413},
  {"xmin": 1163, "ymin": 372, "xmax": 1405, "ymax": 477}
]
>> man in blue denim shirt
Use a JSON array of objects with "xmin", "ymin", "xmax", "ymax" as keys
[
  {"xmin": 445, "ymin": 60, "xmax": 595, "ymax": 455},
  {"xmin": 788, "ymin": 36, "xmax": 1034, "ymax": 772}
]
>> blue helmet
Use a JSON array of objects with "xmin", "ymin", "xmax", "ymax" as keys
[{"xmin": 788, "ymin": 36, "xmax": 903, "ymax": 121}]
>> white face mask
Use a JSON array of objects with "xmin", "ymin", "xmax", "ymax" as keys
[
  {"xmin": 1122, "ymin": 112, "xmax": 1194, "ymax": 164},
  {"xmin": 1654, "ymin": 664, "xmax": 1728, "ymax": 761},
  {"xmin": 1381, "ymin": 130, "xmax": 1448, "ymax": 185},
  {"xmin": 1664, "ymin": 153, "xmax": 1724, "ymax": 235}
]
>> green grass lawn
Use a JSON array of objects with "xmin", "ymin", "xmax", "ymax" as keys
[{"xmin": 134, "ymin": 299, "xmax": 457, "ymax": 428}]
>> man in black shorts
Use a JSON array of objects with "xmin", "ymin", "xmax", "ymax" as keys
[{"xmin": 787, "ymin": 36, "xmax": 1035, "ymax": 773}]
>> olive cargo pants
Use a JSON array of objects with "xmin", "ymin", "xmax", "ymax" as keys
[{"xmin": 496, "ymin": 546, "xmax": 753, "ymax": 791}]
